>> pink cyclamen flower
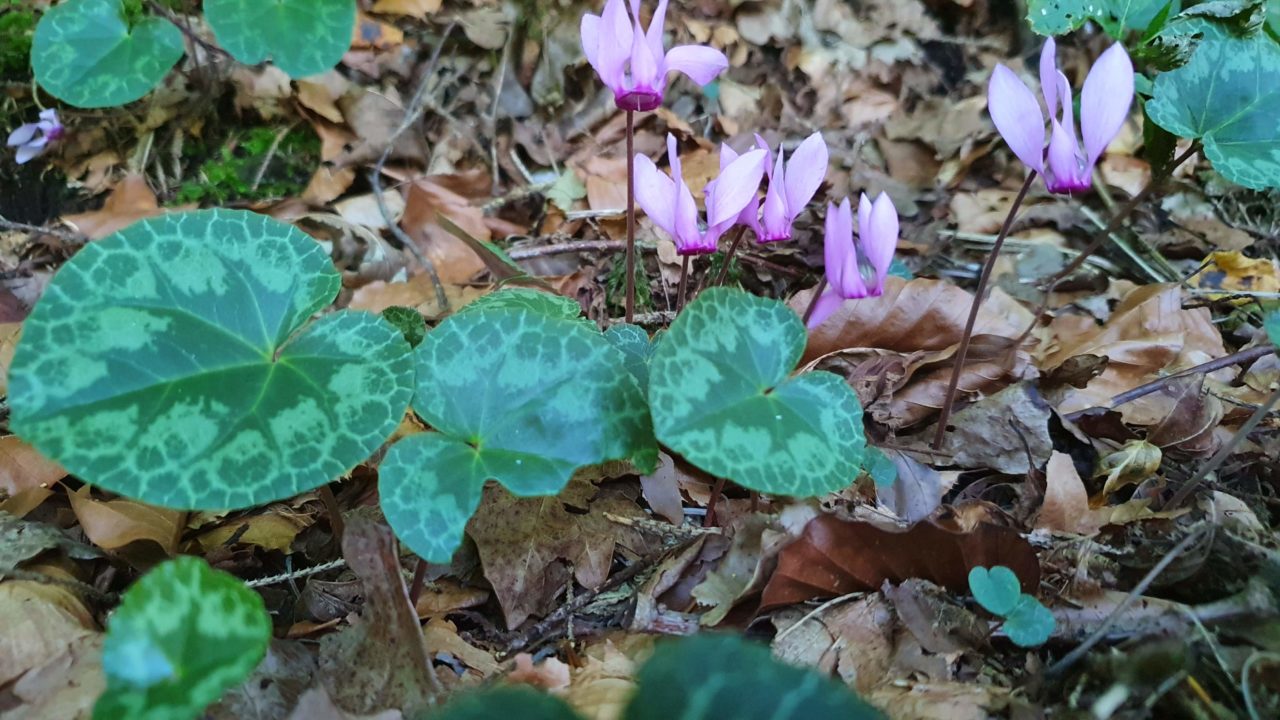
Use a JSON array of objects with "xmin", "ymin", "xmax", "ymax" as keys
[
  {"xmin": 581, "ymin": 0, "xmax": 729, "ymax": 112},
  {"xmin": 7, "ymin": 109, "xmax": 64, "ymax": 165},
  {"xmin": 807, "ymin": 192, "xmax": 899, "ymax": 330},
  {"xmin": 988, "ymin": 39, "xmax": 1133, "ymax": 194},
  {"xmin": 721, "ymin": 131, "xmax": 828, "ymax": 243},
  {"xmin": 634, "ymin": 133, "xmax": 766, "ymax": 255}
]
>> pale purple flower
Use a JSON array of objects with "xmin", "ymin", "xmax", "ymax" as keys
[
  {"xmin": 720, "ymin": 131, "xmax": 828, "ymax": 243},
  {"xmin": 581, "ymin": 0, "xmax": 729, "ymax": 112},
  {"xmin": 634, "ymin": 133, "xmax": 766, "ymax": 255},
  {"xmin": 988, "ymin": 39, "xmax": 1133, "ymax": 194},
  {"xmin": 807, "ymin": 192, "xmax": 899, "ymax": 329},
  {"xmin": 7, "ymin": 109, "xmax": 64, "ymax": 165}
]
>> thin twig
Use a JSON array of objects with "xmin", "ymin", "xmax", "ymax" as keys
[
  {"xmin": 1163, "ymin": 387, "xmax": 1280, "ymax": 511},
  {"xmin": 369, "ymin": 22, "xmax": 457, "ymax": 314},
  {"xmin": 932, "ymin": 171, "xmax": 1038, "ymax": 449},
  {"xmin": 145, "ymin": 1, "xmax": 233, "ymax": 59},
  {"xmin": 714, "ymin": 226, "xmax": 750, "ymax": 286},
  {"xmin": 1063, "ymin": 345, "xmax": 1277, "ymax": 421},
  {"xmin": 244, "ymin": 558, "xmax": 347, "ymax": 588},
  {"xmin": 801, "ymin": 278, "xmax": 827, "ymax": 326},
  {"xmin": 250, "ymin": 122, "xmax": 297, "ymax": 192},
  {"xmin": 774, "ymin": 592, "xmax": 863, "ymax": 643},
  {"xmin": 1047, "ymin": 525, "xmax": 1213, "ymax": 676},
  {"xmin": 0, "ymin": 216, "xmax": 88, "ymax": 244},
  {"xmin": 506, "ymin": 239, "xmax": 626, "ymax": 259}
]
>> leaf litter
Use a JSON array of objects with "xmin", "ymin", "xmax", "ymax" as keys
[{"xmin": 1, "ymin": 0, "xmax": 1279, "ymax": 718}]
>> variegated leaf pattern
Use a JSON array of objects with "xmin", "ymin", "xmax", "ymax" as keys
[{"xmin": 204, "ymin": 0, "xmax": 356, "ymax": 77}]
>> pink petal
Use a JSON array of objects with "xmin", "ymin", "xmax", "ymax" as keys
[
  {"xmin": 753, "ymin": 134, "xmax": 773, "ymax": 177},
  {"xmin": 706, "ymin": 148, "xmax": 766, "ymax": 227},
  {"xmin": 594, "ymin": 0, "xmax": 632, "ymax": 90},
  {"xmin": 863, "ymin": 193, "xmax": 899, "ymax": 292},
  {"xmin": 805, "ymin": 287, "xmax": 845, "ymax": 330},
  {"xmin": 633, "ymin": 153, "xmax": 678, "ymax": 238},
  {"xmin": 645, "ymin": 0, "xmax": 669, "ymax": 63},
  {"xmin": 988, "ymin": 64, "xmax": 1046, "ymax": 174},
  {"xmin": 1081, "ymin": 43, "xmax": 1134, "ymax": 167},
  {"xmin": 664, "ymin": 45, "xmax": 729, "ymax": 86},
  {"xmin": 14, "ymin": 142, "xmax": 43, "ymax": 164},
  {"xmin": 824, "ymin": 198, "xmax": 862, "ymax": 299},
  {"xmin": 7, "ymin": 123, "xmax": 37, "ymax": 147},
  {"xmin": 580, "ymin": 14, "xmax": 601, "ymax": 69},
  {"xmin": 1045, "ymin": 118, "xmax": 1088, "ymax": 193},
  {"xmin": 1054, "ymin": 71, "xmax": 1074, "ymax": 140},
  {"xmin": 1039, "ymin": 38, "xmax": 1059, "ymax": 117},
  {"xmin": 665, "ymin": 133, "xmax": 682, "ymax": 179},
  {"xmin": 718, "ymin": 141, "xmax": 739, "ymax": 172},
  {"xmin": 857, "ymin": 193, "xmax": 872, "ymax": 240},
  {"xmin": 782, "ymin": 131, "xmax": 828, "ymax": 218},
  {"xmin": 672, "ymin": 176, "xmax": 703, "ymax": 252},
  {"xmin": 758, "ymin": 149, "xmax": 789, "ymax": 238}
]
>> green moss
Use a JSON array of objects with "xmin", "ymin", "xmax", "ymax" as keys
[
  {"xmin": 0, "ymin": 1, "xmax": 36, "ymax": 78},
  {"xmin": 172, "ymin": 126, "xmax": 320, "ymax": 205}
]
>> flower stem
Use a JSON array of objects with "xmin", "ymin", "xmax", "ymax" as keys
[
  {"xmin": 931, "ymin": 170, "xmax": 1037, "ymax": 450},
  {"xmin": 676, "ymin": 254, "xmax": 691, "ymax": 313},
  {"xmin": 801, "ymin": 277, "xmax": 828, "ymax": 326},
  {"xmin": 625, "ymin": 109, "xmax": 637, "ymax": 324},
  {"xmin": 714, "ymin": 226, "xmax": 750, "ymax": 287}
]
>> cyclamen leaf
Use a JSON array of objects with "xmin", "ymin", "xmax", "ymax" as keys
[
  {"xmin": 1027, "ymin": 0, "xmax": 1178, "ymax": 36},
  {"xmin": 9, "ymin": 209, "xmax": 413, "ymax": 510},
  {"xmin": 624, "ymin": 635, "xmax": 883, "ymax": 720},
  {"xmin": 94, "ymin": 556, "xmax": 270, "ymax": 720},
  {"xmin": 435, "ymin": 686, "xmax": 581, "ymax": 720},
  {"xmin": 1003, "ymin": 594, "xmax": 1057, "ymax": 648},
  {"xmin": 1266, "ymin": 311, "xmax": 1280, "ymax": 347},
  {"xmin": 204, "ymin": 0, "xmax": 356, "ymax": 77},
  {"xmin": 1147, "ymin": 20, "xmax": 1280, "ymax": 189},
  {"xmin": 648, "ymin": 288, "xmax": 866, "ymax": 496},
  {"xmin": 968, "ymin": 565, "xmax": 1022, "ymax": 617},
  {"xmin": 32, "ymin": 0, "xmax": 184, "ymax": 108},
  {"xmin": 380, "ymin": 297, "xmax": 656, "ymax": 563},
  {"xmin": 604, "ymin": 323, "xmax": 653, "ymax": 393},
  {"xmin": 457, "ymin": 287, "xmax": 586, "ymax": 322}
]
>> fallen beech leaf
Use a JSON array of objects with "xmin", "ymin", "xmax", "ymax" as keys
[
  {"xmin": 0, "ymin": 568, "xmax": 96, "ymax": 687},
  {"xmin": 637, "ymin": 452, "xmax": 687, "ymax": 525},
  {"xmin": 348, "ymin": 276, "xmax": 490, "ymax": 320},
  {"xmin": 759, "ymin": 514, "xmax": 1039, "ymax": 611},
  {"xmin": 1097, "ymin": 441, "xmax": 1163, "ymax": 496},
  {"xmin": 942, "ymin": 383, "xmax": 1052, "ymax": 474},
  {"xmin": 875, "ymin": 450, "xmax": 944, "ymax": 523},
  {"xmin": 318, "ymin": 517, "xmax": 437, "ymax": 715},
  {"xmin": 1194, "ymin": 251, "xmax": 1280, "ymax": 297},
  {"xmin": 422, "ymin": 618, "xmax": 500, "ymax": 677},
  {"xmin": 195, "ymin": 505, "xmax": 316, "ymax": 554},
  {"xmin": 1037, "ymin": 452, "xmax": 1104, "ymax": 535},
  {"xmin": 400, "ymin": 178, "xmax": 488, "ymax": 283},
  {"xmin": 771, "ymin": 594, "xmax": 895, "ymax": 695},
  {"xmin": 564, "ymin": 637, "xmax": 645, "ymax": 720},
  {"xmin": 371, "ymin": 0, "xmax": 442, "ymax": 18},
  {"xmin": 0, "ymin": 322, "xmax": 21, "ymax": 395},
  {"xmin": 883, "ymin": 578, "xmax": 989, "ymax": 654},
  {"xmin": 66, "ymin": 487, "xmax": 184, "ymax": 557},
  {"xmin": 0, "ymin": 436, "xmax": 65, "ymax": 497},
  {"xmin": 4, "ymin": 634, "xmax": 103, "ymax": 720},
  {"xmin": 212, "ymin": 639, "xmax": 319, "ymax": 720},
  {"xmin": 61, "ymin": 174, "xmax": 164, "ymax": 240}
]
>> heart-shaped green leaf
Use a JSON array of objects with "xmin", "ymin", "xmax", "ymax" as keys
[
  {"xmin": 605, "ymin": 323, "xmax": 652, "ymax": 393},
  {"xmin": 204, "ymin": 0, "xmax": 356, "ymax": 77},
  {"xmin": 9, "ymin": 209, "xmax": 413, "ymax": 510},
  {"xmin": 94, "ymin": 556, "xmax": 270, "ymax": 720},
  {"xmin": 32, "ymin": 0, "xmax": 184, "ymax": 108},
  {"xmin": 624, "ymin": 635, "xmax": 883, "ymax": 720},
  {"xmin": 1003, "ymin": 594, "xmax": 1057, "ymax": 648},
  {"xmin": 647, "ymin": 288, "xmax": 865, "ymax": 496},
  {"xmin": 968, "ymin": 565, "xmax": 1022, "ymax": 617},
  {"xmin": 1266, "ymin": 311, "xmax": 1280, "ymax": 347},
  {"xmin": 380, "ymin": 296, "xmax": 655, "ymax": 563},
  {"xmin": 433, "ymin": 686, "xmax": 581, "ymax": 720},
  {"xmin": 457, "ymin": 287, "xmax": 586, "ymax": 322},
  {"xmin": 1147, "ymin": 21, "xmax": 1280, "ymax": 189},
  {"xmin": 1027, "ymin": 0, "xmax": 1177, "ymax": 36}
]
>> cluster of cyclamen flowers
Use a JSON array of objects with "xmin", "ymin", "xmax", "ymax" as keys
[{"xmin": 580, "ymin": 0, "xmax": 900, "ymax": 328}]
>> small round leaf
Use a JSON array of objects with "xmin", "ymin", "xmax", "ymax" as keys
[
  {"xmin": 33, "ymin": 0, "xmax": 184, "ymax": 108},
  {"xmin": 9, "ymin": 209, "xmax": 413, "ymax": 510},
  {"xmin": 204, "ymin": 0, "xmax": 356, "ymax": 78},
  {"xmin": 648, "ymin": 288, "xmax": 865, "ymax": 496},
  {"xmin": 968, "ymin": 565, "xmax": 1022, "ymax": 617},
  {"xmin": 1003, "ymin": 594, "xmax": 1057, "ymax": 648},
  {"xmin": 380, "ymin": 298, "xmax": 655, "ymax": 563},
  {"xmin": 94, "ymin": 556, "xmax": 270, "ymax": 720},
  {"xmin": 624, "ymin": 635, "xmax": 883, "ymax": 720}
]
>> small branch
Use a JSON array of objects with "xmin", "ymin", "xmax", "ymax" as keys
[
  {"xmin": 250, "ymin": 122, "xmax": 297, "ymax": 192},
  {"xmin": 0, "ymin": 216, "xmax": 88, "ymax": 244},
  {"xmin": 145, "ymin": 1, "xmax": 233, "ymax": 60},
  {"xmin": 932, "ymin": 171, "xmax": 1038, "ymax": 449},
  {"xmin": 244, "ymin": 558, "xmax": 347, "ymax": 589},
  {"xmin": 1047, "ymin": 525, "xmax": 1214, "ymax": 676},
  {"xmin": 506, "ymin": 239, "xmax": 626, "ymax": 259},
  {"xmin": 1063, "ymin": 345, "xmax": 1277, "ymax": 421}
]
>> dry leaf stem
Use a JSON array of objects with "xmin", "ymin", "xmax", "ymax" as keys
[{"xmin": 932, "ymin": 170, "xmax": 1038, "ymax": 449}]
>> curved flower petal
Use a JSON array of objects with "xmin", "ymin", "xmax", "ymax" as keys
[
  {"xmin": 707, "ymin": 148, "xmax": 766, "ymax": 227},
  {"xmin": 806, "ymin": 287, "xmax": 845, "ymax": 330},
  {"xmin": 1045, "ymin": 118, "xmax": 1089, "ymax": 193},
  {"xmin": 633, "ymin": 153, "xmax": 678, "ymax": 238},
  {"xmin": 594, "ymin": 0, "xmax": 632, "ymax": 90},
  {"xmin": 664, "ymin": 44, "xmax": 729, "ymax": 86},
  {"xmin": 1039, "ymin": 37, "xmax": 1059, "ymax": 117},
  {"xmin": 825, "ymin": 198, "xmax": 863, "ymax": 299},
  {"xmin": 672, "ymin": 176, "xmax": 703, "ymax": 252},
  {"xmin": 758, "ymin": 149, "xmax": 789, "ymax": 238},
  {"xmin": 14, "ymin": 141, "xmax": 44, "ymax": 165},
  {"xmin": 7, "ymin": 123, "xmax": 37, "ymax": 147},
  {"xmin": 718, "ymin": 141, "xmax": 739, "ymax": 172},
  {"xmin": 782, "ymin": 131, "xmax": 828, "ymax": 219},
  {"xmin": 644, "ymin": 0, "xmax": 669, "ymax": 63},
  {"xmin": 988, "ymin": 64, "xmax": 1046, "ymax": 174},
  {"xmin": 1080, "ymin": 43, "xmax": 1134, "ymax": 166},
  {"xmin": 863, "ymin": 193, "xmax": 899, "ymax": 292},
  {"xmin": 1054, "ymin": 71, "xmax": 1074, "ymax": 140}
]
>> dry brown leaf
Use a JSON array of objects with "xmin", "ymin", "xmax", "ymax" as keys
[
  {"xmin": 771, "ymin": 594, "xmax": 896, "ymax": 695},
  {"xmin": 371, "ymin": 0, "xmax": 442, "ymax": 18},
  {"xmin": 565, "ymin": 636, "xmax": 646, "ymax": 720},
  {"xmin": 0, "ymin": 322, "xmax": 21, "ymax": 395},
  {"xmin": 508, "ymin": 653, "xmax": 570, "ymax": 691},
  {"xmin": 303, "ymin": 166, "xmax": 357, "ymax": 206},
  {"xmin": 195, "ymin": 506, "xmax": 314, "ymax": 554},
  {"xmin": 759, "ymin": 514, "xmax": 1039, "ymax": 611},
  {"xmin": 941, "ymin": 382, "xmax": 1052, "ymax": 474},
  {"xmin": 66, "ymin": 486, "xmax": 184, "ymax": 556},
  {"xmin": 0, "ymin": 568, "xmax": 97, "ymax": 687},
  {"xmin": 348, "ymin": 276, "xmax": 489, "ymax": 319},
  {"xmin": 61, "ymin": 174, "xmax": 163, "ymax": 239},
  {"xmin": 1037, "ymin": 452, "xmax": 1104, "ymax": 535},
  {"xmin": 3, "ymin": 634, "xmax": 103, "ymax": 720},
  {"xmin": 636, "ymin": 452, "xmax": 687, "ymax": 525},
  {"xmin": 866, "ymin": 683, "xmax": 1010, "ymax": 720},
  {"xmin": 285, "ymin": 687, "xmax": 403, "ymax": 720},
  {"xmin": 1194, "ymin": 251, "xmax": 1280, "ymax": 297},
  {"xmin": 0, "ymin": 436, "xmax": 65, "ymax": 497},
  {"xmin": 414, "ymin": 579, "xmax": 489, "ymax": 618},
  {"xmin": 350, "ymin": 12, "xmax": 404, "ymax": 51},
  {"xmin": 400, "ymin": 178, "xmax": 488, "ymax": 283},
  {"xmin": 422, "ymin": 618, "xmax": 500, "ymax": 677}
]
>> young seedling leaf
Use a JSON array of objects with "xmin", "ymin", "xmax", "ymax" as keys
[
  {"xmin": 204, "ymin": 0, "xmax": 356, "ymax": 77},
  {"xmin": 604, "ymin": 323, "xmax": 652, "ymax": 393},
  {"xmin": 648, "ymin": 288, "xmax": 866, "ymax": 496},
  {"xmin": 380, "ymin": 296, "xmax": 656, "ymax": 563},
  {"xmin": 434, "ymin": 686, "xmax": 582, "ymax": 720},
  {"xmin": 968, "ymin": 565, "xmax": 1022, "ymax": 616},
  {"xmin": 1147, "ymin": 20, "xmax": 1280, "ymax": 189},
  {"xmin": 93, "ymin": 556, "xmax": 270, "ymax": 720},
  {"xmin": 32, "ymin": 0, "xmax": 184, "ymax": 108},
  {"xmin": 1002, "ymin": 594, "xmax": 1057, "ymax": 648},
  {"xmin": 624, "ymin": 634, "xmax": 883, "ymax": 720},
  {"xmin": 381, "ymin": 306, "xmax": 427, "ymax": 348},
  {"xmin": 9, "ymin": 209, "xmax": 413, "ymax": 510}
]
